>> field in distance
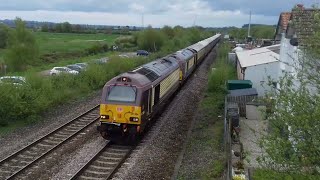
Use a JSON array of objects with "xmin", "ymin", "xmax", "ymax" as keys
[{"xmin": 35, "ymin": 32, "xmax": 120, "ymax": 55}]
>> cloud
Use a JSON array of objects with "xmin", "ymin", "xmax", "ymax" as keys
[
  {"xmin": 0, "ymin": 9, "xmax": 277, "ymax": 27},
  {"xmin": 1, "ymin": 0, "xmax": 309, "ymax": 27}
]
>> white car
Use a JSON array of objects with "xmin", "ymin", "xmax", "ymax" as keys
[
  {"xmin": 0, "ymin": 76, "xmax": 26, "ymax": 86},
  {"xmin": 49, "ymin": 67, "xmax": 79, "ymax": 76}
]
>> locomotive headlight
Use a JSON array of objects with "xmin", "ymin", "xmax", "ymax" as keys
[
  {"xmin": 100, "ymin": 115, "xmax": 109, "ymax": 119},
  {"xmin": 130, "ymin": 117, "xmax": 139, "ymax": 122}
]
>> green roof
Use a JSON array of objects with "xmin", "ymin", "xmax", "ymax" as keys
[{"xmin": 227, "ymin": 80, "xmax": 252, "ymax": 85}]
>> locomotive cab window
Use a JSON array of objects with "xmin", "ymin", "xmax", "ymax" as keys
[{"xmin": 107, "ymin": 86, "xmax": 137, "ymax": 103}]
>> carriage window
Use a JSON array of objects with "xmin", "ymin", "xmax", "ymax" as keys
[{"xmin": 107, "ymin": 86, "xmax": 137, "ymax": 103}]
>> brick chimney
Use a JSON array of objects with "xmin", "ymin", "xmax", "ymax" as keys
[{"xmin": 296, "ymin": 4, "xmax": 304, "ymax": 10}]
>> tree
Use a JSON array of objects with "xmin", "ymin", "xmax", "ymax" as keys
[
  {"xmin": 5, "ymin": 18, "xmax": 39, "ymax": 71},
  {"xmin": 259, "ymin": 10, "xmax": 320, "ymax": 174},
  {"xmin": 137, "ymin": 26, "xmax": 165, "ymax": 52},
  {"xmin": 0, "ymin": 24, "xmax": 9, "ymax": 48},
  {"xmin": 61, "ymin": 22, "xmax": 72, "ymax": 33},
  {"xmin": 41, "ymin": 23, "xmax": 49, "ymax": 32},
  {"xmin": 161, "ymin": 25, "xmax": 175, "ymax": 38}
]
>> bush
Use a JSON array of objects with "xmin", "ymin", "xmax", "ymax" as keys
[{"xmin": 207, "ymin": 43, "xmax": 235, "ymax": 93}]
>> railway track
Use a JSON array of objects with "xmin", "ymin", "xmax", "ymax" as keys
[
  {"xmin": 70, "ymin": 142, "xmax": 133, "ymax": 180},
  {"xmin": 0, "ymin": 105, "xmax": 100, "ymax": 180}
]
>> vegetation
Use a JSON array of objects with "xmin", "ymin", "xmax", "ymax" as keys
[
  {"xmin": 0, "ymin": 24, "xmax": 9, "ymax": 49},
  {"xmin": 253, "ymin": 169, "xmax": 320, "ymax": 180},
  {"xmin": 257, "ymin": 9, "xmax": 320, "ymax": 177},
  {"xmin": 177, "ymin": 43, "xmax": 236, "ymax": 179},
  {"xmin": 228, "ymin": 25, "xmax": 275, "ymax": 40},
  {"xmin": 0, "ymin": 56, "xmax": 149, "ymax": 130},
  {"xmin": 5, "ymin": 18, "xmax": 39, "ymax": 71}
]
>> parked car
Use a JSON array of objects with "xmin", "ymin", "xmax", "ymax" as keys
[
  {"xmin": 49, "ymin": 67, "xmax": 79, "ymax": 76},
  {"xmin": 74, "ymin": 63, "xmax": 88, "ymax": 69},
  {"xmin": 136, "ymin": 50, "xmax": 149, "ymax": 56},
  {"xmin": 67, "ymin": 64, "xmax": 84, "ymax": 72},
  {"xmin": 93, "ymin": 58, "xmax": 108, "ymax": 64},
  {"xmin": 118, "ymin": 54, "xmax": 129, "ymax": 58},
  {"xmin": 0, "ymin": 76, "xmax": 26, "ymax": 86}
]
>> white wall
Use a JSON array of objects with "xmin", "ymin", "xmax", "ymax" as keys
[{"xmin": 244, "ymin": 62, "xmax": 280, "ymax": 96}]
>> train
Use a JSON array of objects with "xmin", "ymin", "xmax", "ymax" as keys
[{"xmin": 97, "ymin": 34, "xmax": 221, "ymax": 143}]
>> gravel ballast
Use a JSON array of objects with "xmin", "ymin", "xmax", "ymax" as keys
[
  {"xmin": 112, "ymin": 49, "xmax": 217, "ymax": 180},
  {"xmin": 0, "ymin": 90, "xmax": 101, "ymax": 161}
]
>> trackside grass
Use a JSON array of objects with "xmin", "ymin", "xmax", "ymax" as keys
[{"xmin": 177, "ymin": 43, "xmax": 235, "ymax": 179}]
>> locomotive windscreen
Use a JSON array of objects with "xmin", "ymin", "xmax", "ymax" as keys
[{"xmin": 107, "ymin": 86, "xmax": 137, "ymax": 103}]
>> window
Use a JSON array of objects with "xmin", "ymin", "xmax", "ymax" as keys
[{"xmin": 107, "ymin": 86, "xmax": 137, "ymax": 103}]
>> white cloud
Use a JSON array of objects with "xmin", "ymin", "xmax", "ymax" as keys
[{"xmin": 0, "ymin": 9, "xmax": 277, "ymax": 27}]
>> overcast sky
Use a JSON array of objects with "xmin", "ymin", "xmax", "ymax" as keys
[{"xmin": 0, "ymin": 0, "xmax": 315, "ymax": 27}]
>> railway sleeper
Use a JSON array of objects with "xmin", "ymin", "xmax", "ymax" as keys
[
  {"xmin": 97, "ymin": 156, "xmax": 121, "ymax": 162},
  {"xmin": 93, "ymin": 160, "xmax": 117, "ymax": 166},
  {"xmin": 101, "ymin": 151, "xmax": 126, "ymax": 157},
  {"xmin": 48, "ymin": 136, "xmax": 64, "ymax": 142},
  {"xmin": 73, "ymin": 123, "xmax": 88, "ymax": 127},
  {"xmin": 87, "ymin": 165, "xmax": 113, "ymax": 172},
  {"xmin": 24, "ymin": 150, "xmax": 40, "ymax": 156},
  {"xmin": 64, "ymin": 127, "xmax": 80, "ymax": 132},
  {"xmin": 43, "ymin": 139, "xmax": 61, "ymax": 145},
  {"xmin": 37, "ymin": 142, "xmax": 54, "ymax": 148},
  {"xmin": 52, "ymin": 133, "xmax": 69, "ymax": 138},
  {"xmin": 78, "ymin": 175, "xmax": 105, "ymax": 180},
  {"xmin": 83, "ymin": 170, "xmax": 110, "ymax": 178},
  {"xmin": 17, "ymin": 154, "xmax": 34, "ymax": 160},
  {"xmin": 108, "ymin": 148, "xmax": 130, "ymax": 153}
]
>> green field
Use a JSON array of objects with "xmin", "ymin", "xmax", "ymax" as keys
[{"xmin": 34, "ymin": 32, "xmax": 120, "ymax": 55}]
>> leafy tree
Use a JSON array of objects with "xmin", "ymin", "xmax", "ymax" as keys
[
  {"xmin": 0, "ymin": 24, "xmax": 10, "ymax": 48},
  {"xmin": 259, "ymin": 10, "xmax": 320, "ymax": 174},
  {"xmin": 54, "ymin": 23, "xmax": 62, "ymax": 33},
  {"xmin": 137, "ymin": 26, "xmax": 165, "ymax": 52},
  {"xmin": 5, "ymin": 18, "xmax": 39, "ymax": 71},
  {"xmin": 161, "ymin": 25, "xmax": 175, "ymax": 38},
  {"xmin": 61, "ymin": 22, "xmax": 72, "ymax": 33},
  {"xmin": 41, "ymin": 23, "xmax": 49, "ymax": 32}
]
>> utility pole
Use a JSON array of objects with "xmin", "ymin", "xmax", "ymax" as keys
[
  {"xmin": 141, "ymin": 13, "xmax": 144, "ymax": 30},
  {"xmin": 248, "ymin": 11, "xmax": 251, "ymax": 38}
]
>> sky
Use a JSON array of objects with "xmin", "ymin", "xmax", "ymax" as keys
[{"xmin": 0, "ymin": 0, "xmax": 315, "ymax": 27}]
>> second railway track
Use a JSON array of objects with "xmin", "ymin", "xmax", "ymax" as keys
[
  {"xmin": 70, "ymin": 142, "xmax": 133, "ymax": 180},
  {"xmin": 0, "ymin": 105, "xmax": 100, "ymax": 180}
]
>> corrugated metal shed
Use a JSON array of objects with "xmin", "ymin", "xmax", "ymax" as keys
[
  {"xmin": 236, "ymin": 45, "xmax": 280, "ymax": 68},
  {"xmin": 227, "ymin": 88, "xmax": 258, "ymax": 97}
]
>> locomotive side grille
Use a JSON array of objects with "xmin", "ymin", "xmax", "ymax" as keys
[{"xmin": 136, "ymin": 67, "xmax": 159, "ymax": 82}]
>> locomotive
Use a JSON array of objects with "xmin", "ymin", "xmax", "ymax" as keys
[{"xmin": 97, "ymin": 34, "xmax": 221, "ymax": 143}]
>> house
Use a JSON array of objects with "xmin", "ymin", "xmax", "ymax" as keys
[
  {"xmin": 277, "ymin": 5, "xmax": 319, "ymax": 90},
  {"xmin": 236, "ymin": 45, "xmax": 281, "ymax": 96},
  {"xmin": 274, "ymin": 12, "xmax": 291, "ymax": 43}
]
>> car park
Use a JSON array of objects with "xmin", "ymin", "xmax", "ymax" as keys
[
  {"xmin": 67, "ymin": 64, "xmax": 84, "ymax": 72},
  {"xmin": 136, "ymin": 50, "xmax": 149, "ymax": 56},
  {"xmin": 0, "ymin": 76, "xmax": 26, "ymax": 86},
  {"xmin": 49, "ymin": 67, "xmax": 79, "ymax": 75}
]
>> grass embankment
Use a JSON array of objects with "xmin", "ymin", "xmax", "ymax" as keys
[{"xmin": 177, "ymin": 43, "xmax": 235, "ymax": 179}]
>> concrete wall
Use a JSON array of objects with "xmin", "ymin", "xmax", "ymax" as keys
[{"xmin": 244, "ymin": 62, "xmax": 280, "ymax": 96}]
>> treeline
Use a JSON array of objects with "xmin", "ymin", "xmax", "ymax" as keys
[
  {"xmin": 115, "ymin": 25, "xmax": 215, "ymax": 53},
  {"xmin": 228, "ymin": 25, "xmax": 275, "ymax": 40},
  {"xmin": 41, "ymin": 22, "xmax": 133, "ymax": 35}
]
